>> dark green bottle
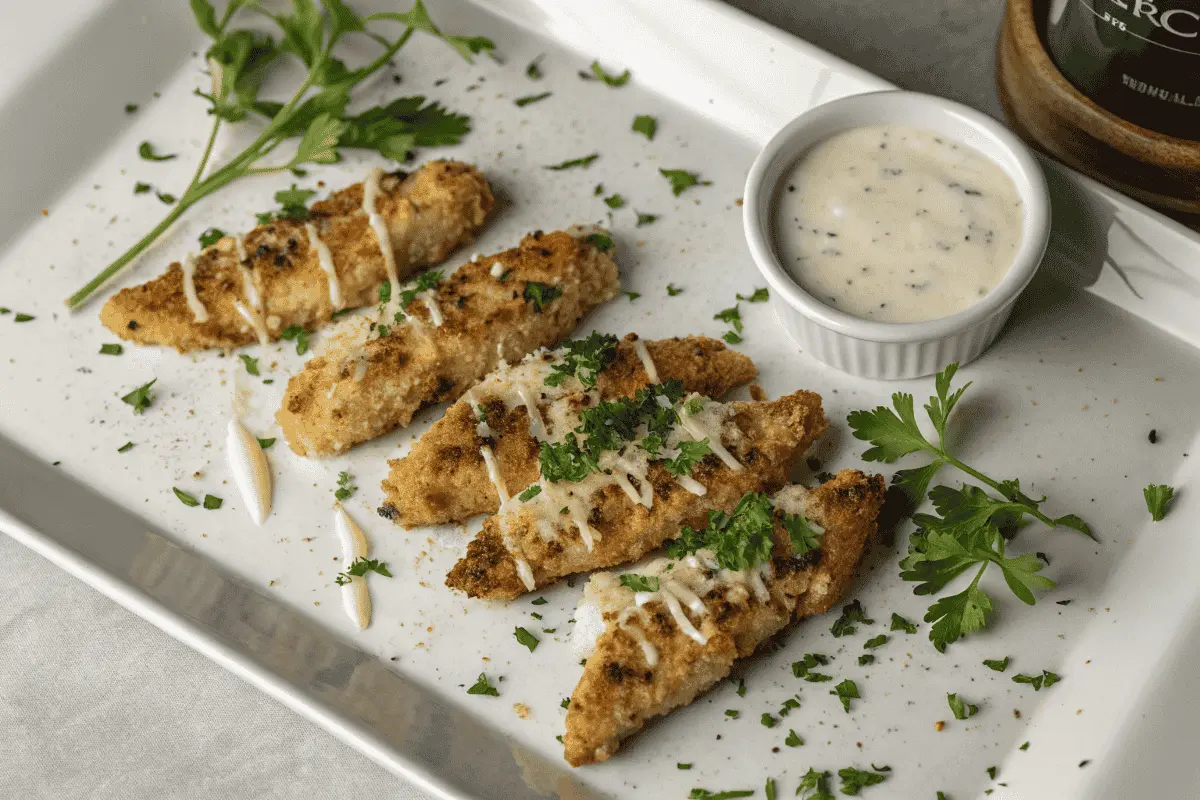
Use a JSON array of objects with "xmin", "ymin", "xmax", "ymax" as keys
[{"xmin": 1046, "ymin": 0, "xmax": 1200, "ymax": 140}]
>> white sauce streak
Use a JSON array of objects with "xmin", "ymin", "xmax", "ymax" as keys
[
  {"xmin": 181, "ymin": 253, "xmax": 209, "ymax": 323},
  {"xmin": 489, "ymin": 261, "xmax": 506, "ymax": 278},
  {"xmin": 633, "ymin": 338, "xmax": 659, "ymax": 383},
  {"xmin": 419, "ymin": 291, "xmax": 443, "ymax": 327},
  {"xmin": 232, "ymin": 235, "xmax": 269, "ymax": 344},
  {"xmin": 468, "ymin": 397, "xmax": 535, "ymax": 590},
  {"xmin": 363, "ymin": 167, "xmax": 400, "ymax": 298},
  {"xmin": 305, "ymin": 222, "xmax": 343, "ymax": 310},
  {"xmin": 334, "ymin": 504, "xmax": 372, "ymax": 629},
  {"xmin": 773, "ymin": 124, "xmax": 1022, "ymax": 323},
  {"xmin": 226, "ymin": 419, "xmax": 272, "ymax": 525}
]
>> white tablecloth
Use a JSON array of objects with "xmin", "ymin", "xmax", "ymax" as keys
[{"xmin": 0, "ymin": 1, "xmax": 1000, "ymax": 796}]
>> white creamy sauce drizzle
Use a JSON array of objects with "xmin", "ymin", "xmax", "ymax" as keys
[
  {"xmin": 226, "ymin": 418, "xmax": 272, "ymax": 525},
  {"xmin": 234, "ymin": 302, "xmax": 270, "ymax": 345},
  {"xmin": 489, "ymin": 261, "xmax": 506, "ymax": 278},
  {"xmin": 181, "ymin": 253, "xmax": 209, "ymax": 323},
  {"xmin": 305, "ymin": 221, "xmax": 343, "ymax": 310},
  {"xmin": 468, "ymin": 395, "xmax": 535, "ymax": 590},
  {"xmin": 773, "ymin": 124, "xmax": 1023, "ymax": 323},
  {"xmin": 232, "ymin": 234, "xmax": 269, "ymax": 344},
  {"xmin": 516, "ymin": 384, "xmax": 548, "ymax": 439},
  {"xmin": 480, "ymin": 445, "xmax": 509, "ymax": 504},
  {"xmin": 675, "ymin": 475, "xmax": 708, "ymax": 496},
  {"xmin": 632, "ymin": 338, "xmax": 659, "ymax": 383},
  {"xmin": 679, "ymin": 396, "xmax": 743, "ymax": 472},
  {"xmin": 362, "ymin": 167, "xmax": 400, "ymax": 299},
  {"xmin": 419, "ymin": 290, "xmax": 443, "ymax": 327},
  {"xmin": 334, "ymin": 504, "xmax": 372, "ymax": 630}
]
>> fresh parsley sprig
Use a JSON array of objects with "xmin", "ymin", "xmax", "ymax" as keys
[{"xmin": 67, "ymin": 0, "xmax": 489, "ymax": 308}]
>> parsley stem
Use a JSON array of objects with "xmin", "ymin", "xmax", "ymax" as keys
[{"xmin": 942, "ymin": 453, "xmax": 1058, "ymax": 529}]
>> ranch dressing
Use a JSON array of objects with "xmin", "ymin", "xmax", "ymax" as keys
[{"xmin": 773, "ymin": 124, "xmax": 1023, "ymax": 323}]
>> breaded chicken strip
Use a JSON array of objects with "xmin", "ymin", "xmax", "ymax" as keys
[
  {"xmin": 564, "ymin": 470, "xmax": 886, "ymax": 766},
  {"xmin": 445, "ymin": 389, "xmax": 828, "ymax": 599},
  {"xmin": 379, "ymin": 334, "xmax": 757, "ymax": 528},
  {"xmin": 277, "ymin": 229, "xmax": 620, "ymax": 456},
  {"xmin": 100, "ymin": 161, "xmax": 493, "ymax": 351}
]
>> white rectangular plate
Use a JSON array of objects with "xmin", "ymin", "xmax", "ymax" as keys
[{"xmin": 3, "ymin": 1, "xmax": 1200, "ymax": 798}]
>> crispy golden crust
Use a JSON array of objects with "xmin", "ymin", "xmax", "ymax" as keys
[
  {"xmin": 276, "ymin": 230, "xmax": 621, "ymax": 456},
  {"xmin": 379, "ymin": 335, "xmax": 758, "ymax": 527},
  {"xmin": 444, "ymin": 390, "xmax": 829, "ymax": 599},
  {"xmin": 100, "ymin": 161, "xmax": 493, "ymax": 351},
  {"xmin": 563, "ymin": 469, "xmax": 886, "ymax": 766}
]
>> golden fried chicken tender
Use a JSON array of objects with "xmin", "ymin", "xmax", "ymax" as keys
[
  {"xmin": 100, "ymin": 161, "xmax": 493, "ymax": 351},
  {"xmin": 445, "ymin": 389, "xmax": 829, "ymax": 599},
  {"xmin": 379, "ymin": 335, "xmax": 758, "ymax": 528},
  {"xmin": 564, "ymin": 469, "xmax": 886, "ymax": 766},
  {"xmin": 277, "ymin": 229, "xmax": 620, "ymax": 456}
]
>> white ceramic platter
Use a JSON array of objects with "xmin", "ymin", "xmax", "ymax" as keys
[{"xmin": 3, "ymin": 1, "xmax": 1200, "ymax": 798}]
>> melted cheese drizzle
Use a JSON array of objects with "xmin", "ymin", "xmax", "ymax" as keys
[
  {"xmin": 633, "ymin": 338, "xmax": 659, "ymax": 383},
  {"xmin": 362, "ymin": 167, "xmax": 400, "ymax": 298},
  {"xmin": 419, "ymin": 291, "xmax": 444, "ymax": 327},
  {"xmin": 181, "ymin": 253, "xmax": 209, "ymax": 323},
  {"xmin": 305, "ymin": 222, "xmax": 343, "ymax": 310},
  {"xmin": 234, "ymin": 303, "xmax": 270, "ymax": 345},
  {"xmin": 226, "ymin": 418, "xmax": 272, "ymax": 525},
  {"xmin": 232, "ymin": 235, "xmax": 269, "ymax": 344},
  {"xmin": 334, "ymin": 504, "xmax": 372, "ymax": 629},
  {"xmin": 468, "ymin": 398, "xmax": 535, "ymax": 590},
  {"xmin": 680, "ymin": 399, "xmax": 743, "ymax": 472},
  {"xmin": 489, "ymin": 261, "xmax": 506, "ymax": 278}
]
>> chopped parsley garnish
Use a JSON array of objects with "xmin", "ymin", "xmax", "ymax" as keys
[
  {"xmin": 785, "ymin": 729, "xmax": 803, "ymax": 747},
  {"xmin": 783, "ymin": 513, "xmax": 823, "ymax": 556},
  {"xmin": 466, "ymin": 672, "xmax": 500, "ymax": 696},
  {"xmin": 238, "ymin": 354, "xmax": 260, "ymax": 375},
  {"xmin": 125, "ymin": 103, "xmax": 138, "ymax": 114},
  {"xmin": 948, "ymin": 692, "xmax": 979, "ymax": 720},
  {"xmin": 760, "ymin": 712, "xmax": 778, "ymax": 728},
  {"xmin": 585, "ymin": 231, "xmax": 614, "ymax": 251},
  {"xmin": 544, "ymin": 153, "xmax": 599, "ymax": 171},
  {"xmin": 619, "ymin": 573, "xmax": 660, "ymax": 593},
  {"xmin": 99, "ymin": 343, "xmax": 123, "ymax": 355},
  {"xmin": 590, "ymin": 61, "xmax": 630, "ymax": 86},
  {"xmin": 660, "ymin": 168, "xmax": 711, "ymax": 196},
  {"xmin": 256, "ymin": 185, "xmax": 315, "ymax": 224},
  {"xmin": 736, "ymin": 287, "xmax": 769, "ymax": 302},
  {"xmin": 632, "ymin": 114, "xmax": 657, "ymax": 140},
  {"xmin": 1144, "ymin": 484, "xmax": 1175, "ymax": 521},
  {"xmin": 514, "ymin": 627, "xmax": 540, "ymax": 652},
  {"xmin": 279, "ymin": 325, "xmax": 309, "ymax": 355},
  {"xmin": 198, "ymin": 227, "xmax": 226, "ymax": 248},
  {"xmin": 678, "ymin": 763, "xmax": 693, "ymax": 770},
  {"xmin": 831, "ymin": 678, "xmax": 859, "ymax": 712},
  {"xmin": 765, "ymin": 777, "xmax": 777, "ymax": 800},
  {"xmin": 714, "ymin": 305, "xmax": 743, "ymax": 334},
  {"xmin": 203, "ymin": 494, "xmax": 223, "ymax": 510},
  {"xmin": 530, "ymin": 612, "xmax": 542, "ymax": 620},
  {"xmin": 560, "ymin": 697, "xmax": 570, "ymax": 709},
  {"xmin": 14, "ymin": 313, "xmax": 34, "ymax": 322},
  {"xmin": 334, "ymin": 471, "xmax": 356, "ymax": 501},
  {"xmin": 593, "ymin": 183, "xmax": 604, "ymax": 196},
  {"xmin": 623, "ymin": 291, "xmax": 641, "ymax": 302},
  {"xmin": 849, "ymin": 363, "xmax": 1090, "ymax": 651},
  {"xmin": 858, "ymin": 654, "xmax": 875, "ymax": 666},
  {"xmin": 0, "ymin": 308, "xmax": 8, "ymax": 314},
  {"xmin": 983, "ymin": 657, "xmax": 1010, "ymax": 672},
  {"xmin": 666, "ymin": 283, "xmax": 683, "ymax": 296},
  {"xmin": 531, "ymin": 596, "xmax": 548, "ymax": 606},
  {"xmin": 635, "ymin": 211, "xmax": 657, "ymax": 226},
  {"xmin": 121, "ymin": 378, "xmax": 157, "ymax": 414},
  {"xmin": 722, "ymin": 331, "xmax": 742, "ymax": 345},
  {"xmin": 889, "ymin": 613, "xmax": 917, "ymax": 634},
  {"xmin": 156, "ymin": 191, "xmax": 176, "ymax": 204},
  {"xmin": 117, "ymin": 441, "xmax": 135, "ymax": 453},
  {"xmin": 830, "ymin": 599, "xmax": 873, "ymax": 637},
  {"xmin": 863, "ymin": 634, "xmax": 888, "ymax": 649},
  {"xmin": 335, "ymin": 557, "xmax": 393, "ymax": 586},
  {"xmin": 134, "ymin": 182, "xmax": 152, "ymax": 194},
  {"xmin": 838, "ymin": 766, "xmax": 887, "ymax": 795},
  {"xmin": 688, "ymin": 791, "xmax": 753, "ymax": 800},
  {"xmin": 378, "ymin": 282, "xmax": 392, "ymax": 304},
  {"xmin": 791, "ymin": 653, "xmax": 829, "ymax": 679},
  {"xmin": 173, "ymin": 487, "xmax": 200, "ymax": 507},
  {"xmin": 797, "ymin": 768, "xmax": 835, "ymax": 800},
  {"xmin": 257, "ymin": 437, "xmax": 275, "ymax": 449},
  {"xmin": 667, "ymin": 492, "xmax": 775, "ymax": 571},
  {"xmin": 735, "ymin": 678, "xmax": 747, "ymax": 697},
  {"xmin": 138, "ymin": 141, "xmax": 177, "ymax": 161},
  {"xmin": 523, "ymin": 281, "xmax": 562, "ymax": 311},
  {"xmin": 603, "ymin": 193, "xmax": 625, "ymax": 209},
  {"xmin": 539, "ymin": 434, "xmax": 599, "ymax": 482},
  {"xmin": 526, "ymin": 54, "xmax": 544, "ymax": 79},
  {"xmin": 515, "ymin": 92, "xmax": 552, "ymax": 107},
  {"xmin": 663, "ymin": 438, "xmax": 711, "ymax": 476},
  {"xmin": 987, "ymin": 766, "xmax": 998, "ymax": 779},
  {"xmin": 518, "ymin": 485, "xmax": 542, "ymax": 502},
  {"xmin": 545, "ymin": 332, "xmax": 618, "ymax": 389},
  {"xmin": 1020, "ymin": 741, "xmax": 1030, "ymax": 751},
  {"xmin": 1012, "ymin": 670, "xmax": 1061, "ymax": 690},
  {"xmin": 398, "ymin": 270, "xmax": 443, "ymax": 310}
]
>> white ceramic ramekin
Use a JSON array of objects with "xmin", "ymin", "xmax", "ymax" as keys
[{"xmin": 743, "ymin": 90, "xmax": 1051, "ymax": 380}]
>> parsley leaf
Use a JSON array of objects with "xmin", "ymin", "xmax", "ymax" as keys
[
  {"xmin": 660, "ymin": 168, "xmax": 711, "ymax": 196},
  {"xmin": 134, "ymin": 182, "xmax": 152, "ymax": 195},
  {"xmin": 173, "ymin": 487, "xmax": 199, "ymax": 507},
  {"xmin": 925, "ymin": 581, "xmax": 993, "ymax": 653},
  {"xmin": 203, "ymin": 494, "xmax": 223, "ymax": 510},
  {"xmin": 736, "ymin": 287, "xmax": 769, "ymax": 303},
  {"xmin": 791, "ymin": 652, "xmax": 829, "ymax": 678},
  {"xmin": 138, "ymin": 141, "xmax": 176, "ymax": 161},
  {"xmin": 838, "ymin": 766, "xmax": 887, "ymax": 795},
  {"xmin": 667, "ymin": 283, "xmax": 683, "ymax": 296},
  {"xmin": 544, "ymin": 332, "xmax": 618, "ymax": 389},
  {"xmin": 199, "ymin": 227, "xmax": 226, "ymax": 248},
  {"xmin": 466, "ymin": 672, "xmax": 499, "ymax": 696},
  {"xmin": 619, "ymin": 573, "xmax": 660, "ymax": 593},
  {"xmin": 947, "ymin": 692, "xmax": 979, "ymax": 720},
  {"xmin": 335, "ymin": 557, "xmax": 392, "ymax": 586},
  {"xmin": 539, "ymin": 434, "xmax": 599, "ymax": 482},
  {"xmin": 156, "ymin": 191, "xmax": 176, "ymax": 204},
  {"xmin": 783, "ymin": 513, "xmax": 823, "ymax": 556},
  {"xmin": 524, "ymin": 282, "xmax": 562, "ymax": 312},
  {"xmin": 797, "ymin": 768, "xmax": 835, "ymax": 800},
  {"xmin": 334, "ymin": 470, "xmax": 356, "ymax": 501},
  {"xmin": 830, "ymin": 599, "xmax": 873, "ymax": 637},
  {"xmin": 1144, "ymin": 484, "xmax": 1175, "ymax": 522},
  {"xmin": 336, "ymin": 97, "xmax": 471, "ymax": 161},
  {"xmin": 1012, "ymin": 670, "xmax": 1061, "ymax": 691},
  {"xmin": 526, "ymin": 54, "xmax": 544, "ymax": 79},
  {"xmin": 635, "ymin": 211, "xmax": 658, "ymax": 226},
  {"xmin": 117, "ymin": 441, "xmax": 134, "ymax": 453},
  {"xmin": 257, "ymin": 184, "xmax": 316, "ymax": 224},
  {"xmin": 99, "ymin": 343, "xmax": 123, "ymax": 356},
  {"xmin": 603, "ymin": 193, "xmax": 625, "ymax": 209},
  {"xmin": 518, "ymin": 485, "xmax": 542, "ymax": 502},
  {"xmin": 664, "ymin": 438, "xmax": 711, "ymax": 476},
  {"xmin": 544, "ymin": 153, "xmax": 599, "ymax": 170},
  {"xmin": 238, "ymin": 354, "xmax": 260, "ymax": 375},
  {"xmin": 279, "ymin": 325, "xmax": 309, "ymax": 355},
  {"xmin": 858, "ymin": 654, "xmax": 875, "ymax": 666},
  {"xmin": 121, "ymin": 379, "xmax": 156, "ymax": 414},
  {"xmin": 889, "ymin": 613, "xmax": 917, "ymax": 634},
  {"xmin": 515, "ymin": 92, "xmax": 552, "ymax": 107},
  {"xmin": 688, "ymin": 790, "xmax": 752, "ymax": 800},
  {"xmin": 714, "ymin": 305, "xmax": 743, "ymax": 333},
  {"xmin": 765, "ymin": 777, "xmax": 777, "ymax": 800},
  {"xmin": 785, "ymin": 729, "xmax": 803, "ymax": 747},
  {"xmin": 632, "ymin": 114, "xmax": 657, "ymax": 140},
  {"xmin": 983, "ymin": 656, "xmax": 1010, "ymax": 672},
  {"xmin": 257, "ymin": 437, "xmax": 275, "ymax": 449},
  {"xmin": 585, "ymin": 231, "xmax": 614, "ymax": 251},
  {"xmin": 623, "ymin": 291, "xmax": 641, "ymax": 302},
  {"xmin": 863, "ymin": 634, "xmax": 888, "ymax": 649},
  {"xmin": 667, "ymin": 492, "xmax": 776, "ymax": 571},
  {"xmin": 760, "ymin": 712, "xmax": 778, "ymax": 729},
  {"xmin": 514, "ymin": 627, "xmax": 540, "ymax": 652},
  {"xmin": 590, "ymin": 61, "xmax": 630, "ymax": 86}
]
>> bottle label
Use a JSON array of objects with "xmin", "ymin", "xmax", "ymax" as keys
[{"xmin": 1082, "ymin": 0, "xmax": 1200, "ymax": 55}]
